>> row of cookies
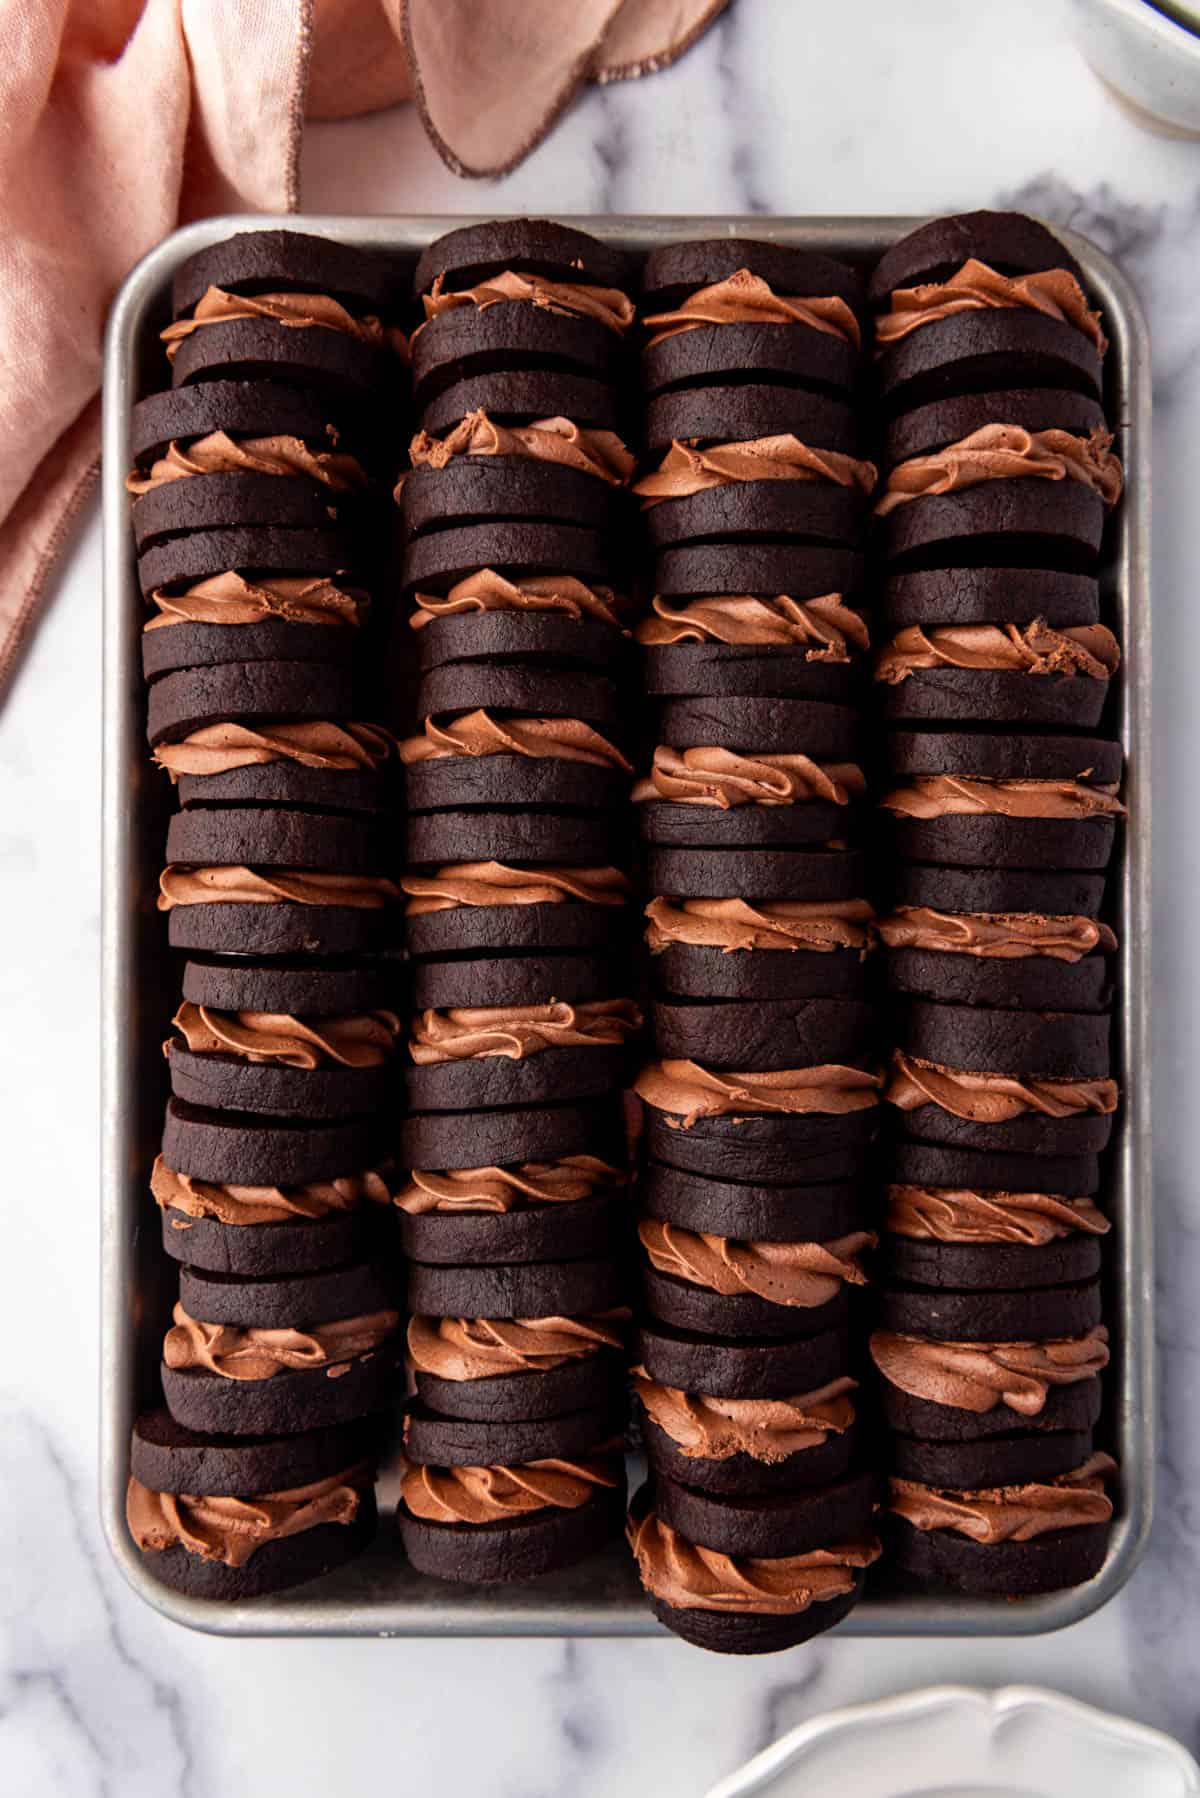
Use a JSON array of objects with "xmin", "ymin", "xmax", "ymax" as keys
[
  {"xmin": 619, "ymin": 239, "xmax": 886, "ymax": 1651},
  {"xmin": 866, "ymin": 214, "xmax": 1124, "ymax": 1596},
  {"xmin": 125, "ymin": 231, "xmax": 408, "ymax": 1596},
  {"xmin": 390, "ymin": 222, "xmax": 645, "ymax": 1580}
]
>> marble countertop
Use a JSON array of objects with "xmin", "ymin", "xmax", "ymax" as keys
[{"xmin": 3, "ymin": 1, "xmax": 1197, "ymax": 1791}]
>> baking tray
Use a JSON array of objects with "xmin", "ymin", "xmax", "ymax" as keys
[{"xmin": 100, "ymin": 215, "xmax": 1154, "ymax": 1637}]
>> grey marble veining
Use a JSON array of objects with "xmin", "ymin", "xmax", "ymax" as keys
[{"xmin": 3, "ymin": 0, "xmax": 1199, "ymax": 1790}]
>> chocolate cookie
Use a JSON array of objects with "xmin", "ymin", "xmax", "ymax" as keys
[
  {"xmin": 130, "ymin": 1406, "xmax": 379, "ymax": 1495},
  {"xmin": 170, "ymin": 315, "xmax": 388, "ymax": 397},
  {"xmin": 878, "ymin": 1375, "xmax": 1103, "ymax": 1442},
  {"xmin": 159, "ymin": 1201, "xmax": 372, "ymax": 1279},
  {"xmin": 885, "ymin": 1230, "xmax": 1104, "ymax": 1292},
  {"xmin": 406, "ymin": 758, "xmax": 628, "ymax": 816},
  {"xmin": 132, "ymin": 471, "xmax": 347, "ymax": 551},
  {"xmin": 644, "ymin": 482, "xmax": 864, "ymax": 553},
  {"xmin": 411, "ymin": 1351, "xmax": 626, "ymax": 1425},
  {"xmin": 416, "ymin": 661, "xmax": 621, "ymax": 728},
  {"xmin": 400, "ymin": 459, "xmax": 617, "ymax": 539},
  {"xmin": 640, "ymin": 1265, "xmax": 849, "ymax": 1340},
  {"xmin": 173, "ymin": 229, "xmax": 393, "ymax": 317},
  {"xmin": 884, "ymin": 388, "xmax": 1107, "ymax": 468},
  {"xmin": 411, "ymin": 951, "xmax": 617, "ymax": 1010},
  {"xmin": 655, "ymin": 694, "xmax": 858, "ymax": 760},
  {"xmin": 641, "ymin": 323, "xmax": 858, "ymax": 402},
  {"xmin": 898, "ymin": 999, "xmax": 1110, "ymax": 1081},
  {"xmin": 876, "ymin": 312, "xmax": 1104, "ymax": 415},
  {"xmin": 402, "ymin": 521, "xmax": 612, "ymax": 595},
  {"xmin": 146, "ymin": 661, "xmax": 356, "ymax": 745},
  {"xmin": 404, "ymin": 1044, "xmax": 630, "ymax": 1114},
  {"xmin": 655, "ymin": 542, "xmax": 865, "ymax": 603},
  {"xmin": 650, "ymin": 941, "xmax": 868, "ymax": 1001},
  {"xmin": 887, "ymin": 1512, "xmax": 1110, "ymax": 1596},
  {"xmin": 138, "ymin": 522, "xmax": 350, "ymax": 602},
  {"xmin": 651, "ymin": 995, "xmax": 873, "ymax": 1068},
  {"xmin": 398, "ymin": 1189, "xmax": 622, "ymax": 1268},
  {"xmin": 176, "ymin": 1258, "xmax": 395, "ymax": 1330},
  {"xmin": 161, "ymin": 1097, "xmax": 381, "ymax": 1185},
  {"xmin": 883, "ymin": 480, "xmax": 1105, "ymax": 574},
  {"xmin": 643, "ymin": 386, "xmax": 858, "ymax": 456},
  {"xmin": 869, "ymin": 211, "xmax": 1086, "ymax": 300},
  {"xmin": 639, "ymin": 1407, "xmax": 857, "ymax": 1498},
  {"xmin": 888, "ymin": 1135, "xmax": 1103, "ymax": 1198},
  {"xmin": 406, "ymin": 898, "xmax": 626, "ymax": 960},
  {"xmin": 411, "ymin": 307, "xmax": 623, "ymax": 405},
  {"xmin": 403, "ymin": 1396, "xmax": 626, "ymax": 1468},
  {"xmin": 414, "ymin": 610, "xmax": 627, "ymax": 677},
  {"xmin": 419, "ymin": 369, "xmax": 624, "ymax": 439},
  {"xmin": 896, "ymin": 1101, "xmax": 1114, "ymax": 1158},
  {"xmin": 883, "ymin": 566, "xmax": 1101, "ymax": 629},
  {"xmin": 645, "ymin": 846, "xmax": 866, "ymax": 902},
  {"xmin": 641, "ymin": 1163, "xmax": 868, "ymax": 1243},
  {"xmin": 643, "ymin": 1106, "xmax": 879, "ymax": 1186},
  {"xmin": 637, "ymin": 800, "xmax": 851, "ymax": 851},
  {"xmin": 879, "ymin": 1278, "xmax": 1102, "ymax": 1343},
  {"xmin": 642, "ymin": 239, "xmax": 864, "ymax": 314},
  {"xmin": 642, "ymin": 641, "xmax": 859, "ymax": 704},
  {"xmin": 885, "ymin": 946, "xmax": 1113, "ymax": 1013},
  {"xmin": 400, "ymin": 1096, "xmax": 625, "ymax": 1175},
  {"xmin": 880, "ymin": 666, "xmax": 1112, "ymax": 730},
  {"xmin": 397, "ymin": 1479, "xmax": 625, "ymax": 1585},
  {"xmin": 405, "ymin": 808, "xmax": 620, "ymax": 869},
  {"xmin": 654, "ymin": 1466, "xmax": 877, "ymax": 1560},
  {"xmin": 143, "ymin": 615, "xmax": 360, "ymax": 684},
  {"xmin": 406, "ymin": 1257, "xmax": 623, "ymax": 1321},
  {"xmin": 413, "ymin": 218, "xmax": 630, "ymax": 298},
  {"xmin": 890, "ymin": 1427, "xmax": 1097, "ymax": 1490},
  {"xmin": 889, "ymin": 860, "xmax": 1108, "ymax": 922}
]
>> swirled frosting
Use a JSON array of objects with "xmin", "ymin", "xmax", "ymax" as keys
[
  {"xmin": 169, "ymin": 1002, "xmax": 400, "ymax": 1070},
  {"xmin": 410, "ymin": 998, "xmax": 641, "ymax": 1063},
  {"xmin": 875, "ymin": 424, "xmax": 1124, "ymax": 515},
  {"xmin": 161, "ymin": 286, "xmax": 398, "ymax": 356},
  {"xmin": 645, "ymin": 895, "xmax": 874, "ymax": 955},
  {"xmin": 402, "ymin": 861, "xmax": 629, "ymax": 913},
  {"xmin": 639, "ymin": 1218, "xmax": 873, "ymax": 1306},
  {"xmin": 890, "ymin": 1452, "xmax": 1116, "ymax": 1544},
  {"xmin": 401, "ymin": 1457, "xmax": 618, "ymax": 1525},
  {"xmin": 163, "ymin": 1301, "xmax": 399, "ymax": 1381},
  {"xmin": 421, "ymin": 268, "xmax": 634, "ymax": 334},
  {"xmin": 153, "ymin": 720, "xmax": 392, "ymax": 778},
  {"xmin": 127, "ymin": 1463, "xmax": 370, "ymax": 1568},
  {"xmin": 877, "ymin": 906, "xmax": 1116, "ymax": 962},
  {"xmin": 634, "ymin": 435, "xmax": 876, "ymax": 506},
  {"xmin": 410, "ymin": 569, "xmax": 625, "ymax": 630},
  {"xmin": 876, "ymin": 621, "xmax": 1120, "ymax": 683},
  {"xmin": 876, "ymin": 258, "xmax": 1107, "ymax": 353},
  {"xmin": 643, "ymin": 270, "xmax": 861, "ymax": 348},
  {"xmin": 157, "ymin": 866, "xmax": 401, "ymax": 910},
  {"xmin": 407, "ymin": 410, "xmax": 634, "ymax": 486},
  {"xmin": 634, "ymin": 1059, "xmax": 882, "ymax": 1123},
  {"xmin": 880, "ymin": 774, "xmax": 1125, "ymax": 820},
  {"xmin": 869, "ymin": 1325, "xmax": 1110, "ymax": 1415},
  {"xmin": 406, "ymin": 1313, "xmax": 626, "ymax": 1380},
  {"xmin": 395, "ymin": 1157, "xmax": 622, "ymax": 1215},
  {"xmin": 628, "ymin": 1509, "xmax": 880, "ymax": 1614},
  {"xmin": 633, "ymin": 745, "xmax": 864, "ymax": 808},
  {"xmin": 886, "ymin": 1050, "xmax": 1118, "ymax": 1122},
  {"xmin": 126, "ymin": 430, "xmax": 365, "ymax": 494},
  {"xmin": 632, "ymin": 1367, "xmax": 856, "ymax": 1460},
  {"xmin": 145, "ymin": 572, "xmax": 363, "ymax": 631},
  {"xmin": 152, "ymin": 1153, "xmax": 389, "ymax": 1228},
  {"xmin": 401, "ymin": 709, "xmax": 630, "ymax": 771},
  {"xmin": 635, "ymin": 592, "xmax": 869, "ymax": 656},
  {"xmin": 886, "ymin": 1184, "xmax": 1109, "ymax": 1245}
]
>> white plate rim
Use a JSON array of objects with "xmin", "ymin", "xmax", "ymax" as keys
[{"xmin": 704, "ymin": 1684, "xmax": 1200, "ymax": 1798}]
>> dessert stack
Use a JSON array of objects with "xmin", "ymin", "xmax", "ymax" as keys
[
  {"xmin": 621, "ymin": 240, "xmax": 885, "ymax": 1651},
  {"xmin": 868, "ymin": 212, "xmax": 1124, "ymax": 1596},
  {"xmin": 392, "ymin": 222, "xmax": 641, "ymax": 1582},
  {"xmin": 126, "ymin": 229, "xmax": 407, "ymax": 1597}
]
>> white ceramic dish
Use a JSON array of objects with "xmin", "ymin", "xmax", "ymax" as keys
[
  {"xmin": 1071, "ymin": 0, "xmax": 1200, "ymax": 135},
  {"xmin": 705, "ymin": 1686, "xmax": 1200, "ymax": 1798}
]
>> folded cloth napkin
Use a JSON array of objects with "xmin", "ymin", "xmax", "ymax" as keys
[{"xmin": 0, "ymin": 0, "xmax": 727, "ymax": 697}]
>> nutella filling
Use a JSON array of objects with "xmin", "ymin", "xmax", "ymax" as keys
[
  {"xmin": 406, "ymin": 1313, "xmax": 626, "ymax": 1381},
  {"xmin": 127, "ymin": 1463, "xmax": 371, "ymax": 1568},
  {"xmin": 168, "ymin": 1002, "xmax": 401, "ymax": 1070},
  {"xmin": 400, "ymin": 710, "xmax": 631, "ymax": 771},
  {"xmin": 645, "ymin": 895, "xmax": 874, "ymax": 956},
  {"xmin": 153, "ymin": 720, "xmax": 393, "ymax": 779},
  {"xmin": 394, "ymin": 1157, "xmax": 622, "ymax": 1216},
  {"xmin": 869, "ymin": 1324, "xmax": 1110, "ymax": 1416},
  {"xmin": 634, "ymin": 435, "xmax": 876, "ymax": 506},
  {"xmin": 145, "ymin": 572, "xmax": 364, "ymax": 632},
  {"xmin": 634, "ymin": 1058, "xmax": 882, "ymax": 1125},
  {"xmin": 633, "ymin": 745, "xmax": 864, "ymax": 808},
  {"xmin": 890, "ymin": 1451, "xmax": 1116, "ymax": 1544},
  {"xmin": 158, "ymin": 866, "xmax": 401, "ymax": 911},
  {"xmin": 126, "ymin": 430, "xmax": 365, "ymax": 494},
  {"xmin": 875, "ymin": 620, "xmax": 1120, "ymax": 683},
  {"xmin": 410, "ymin": 569, "xmax": 626, "ymax": 631},
  {"xmin": 875, "ymin": 424, "xmax": 1123, "ymax": 515},
  {"xmin": 409, "ymin": 998, "xmax": 642, "ymax": 1063},
  {"xmin": 420, "ymin": 268, "xmax": 634, "ymax": 334},
  {"xmin": 639, "ymin": 1217, "xmax": 874, "ymax": 1307},
  {"xmin": 879, "ymin": 774, "xmax": 1125, "ymax": 821},
  {"xmin": 885, "ymin": 1184, "xmax": 1109, "ymax": 1246},
  {"xmin": 402, "ymin": 862, "xmax": 630, "ymax": 914},
  {"xmin": 400, "ymin": 1456, "xmax": 618, "ymax": 1526},
  {"xmin": 407, "ymin": 410, "xmax": 634, "ymax": 487},
  {"xmin": 628, "ymin": 1508, "xmax": 880, "ymax": 1615},
  {"xmin": 163, "ymin": 1300, "xmax": 399, "ymax": 1381},
  {"xmin": 876, "ymin": 258, "xmax": 1107, "ymax": 354},
  {"xmin": 632, "ymin": 1367, "xmax": 856, "ymax": 1461},
  {"xmin": 643, "ymin": 270, "xmax": 861, "ymax": 349},
  {"xmin": 151, "ymin": 1154, "xmax": 389, "ymax": 1229},
  {"xmin": 877, "ymin": 906, "xmax": 1116, "ymax": 962},
  {"xmin": 886, "ymin": 1050, "xmax": 1119, "ymax": 1123},
  {"xmin": 161, "ymin": 286, "xmax": 399, "ymax": 357},
  {"xmin": 635, "ymin": 592, "xmax": 868, "ymax": 657}
]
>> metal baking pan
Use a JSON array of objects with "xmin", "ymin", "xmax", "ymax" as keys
[{"xmin": 101, "ymin": 215, "xmax": 1153, "ymax": 1637}]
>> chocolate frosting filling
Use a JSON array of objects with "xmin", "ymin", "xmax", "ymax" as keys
[
  {"xmin": 635, "ymin": 592, "xmax": 868, "ymax": 656},
  {"xmin": 886, "ymin": 1184, "xmax": 1109, "ymax": 1246},
  {"xmin": 406, "ymin": 1313, "xmax": 626, "ymax": 1381},
  {"xmin": 634, "ymin": 435, "xmax": 876, "ymax": 506},
  {"xmin": 410, "ymin": 569, "xmax": 626, "ymax": 631},
  {"xmin": 169, "ymin": 1002, "xmax": 401, "ymax": 1070},
  {"xmin": 632, "ymin": 1367, "xmax": 856, "ymax": 1460},
  {"xmin": 886, "ymin": 1051, "xmax": 1119, "ymax": 1122},
  {"xmin": 127, "ymin": 430, "xmax": 365, "ymax": 494},
  {"xmin": 146, "ymin": 572, "xmax": 363, "ymax": 632},
  {"xmin": 879, "ymin": 775, "xmax": 1125, "ymax": 821},
  {"xmin": 394, "ymin": 1157, "xmax": 622, "ymax": 1216},
  {"xmin": 644, "ymin": 270, "xmax": 862, "ymax": 349},
  {"xmin": 876, "ymin": 621, "xmax": 1120, "ymax": 683},
  {"xmin": 628, "ymin": 1509, "xmax": 880, "ymax": 1614},
  {"xmin": 154, "ymin": 720, "xmax": 393, "ymax": 778},
  {"xmin": 409, "ymin": 998, "xmax": 641, "ymax": 1064},
  {"xmin": 163, "ymin": 1301, "xmax": 399, "ymax": 1382},
  {"xmin": 161, "ymin": 286, "xmax": 398, "ymax": 356},
  {"xmin": 877, "ymin": 906, "xmax": 1116, "ymax": 962},
  {"xmin": 402, "ymin": 862, "xmax": 630, "ymax": 914},
  {"xmin": 645, "ymin": 895, "xmax": 874, "ymax": 955},
  {"xmin": 420, "ymin": 268, "xmax": 634, "ymax": 334},
  {"xmin": 401, "ymin": 710, "xmax": 631, "ymax": 771},
  {"xmin": 127, "ymin": 1463, "xmax": 370, "ymax": 1568},
  {"xmin": 890, "ymin": 1452, "xmax": 1116, "ymax": 1543},
  {"xmin": 634, "ymin": 1058, "xmax": 882, "ymax": 1123},
  {"xmin": 152, "ymin": 1154, "xmax": 389, "ymax": 1228},
  {"xmin": 875, "ymin": 424, "xmax": 1123, "ymax": 516},
  {"xmin": 869, "ymin": 1324, "xmax": 1110, "ymax": 1415},
  {"xmin": 407, "ymin": 410, "xmax": 634, "ymax": 487},
  {"xmin": 876, "ymin": 258, "xmax": 1107, "ymax": 354},
  {"xmin": 634, "ymin": 746, "xmax": 864, "ymax": 809},
  {"xmin": 158, "ymin": 867, "xmax": 401, "ymax": 911},
  {"xmin": 639, "ymin": 1218, "xmax": 874, "ymax": 1306},
  {"xmin": 401, "ymin": 1456, "xmax": 618, "ymax": 1525}
]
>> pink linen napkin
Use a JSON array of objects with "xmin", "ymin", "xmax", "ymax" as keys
[{"xmin": 0, "ymin": 0, "xmax": 728, "ymax": 697}]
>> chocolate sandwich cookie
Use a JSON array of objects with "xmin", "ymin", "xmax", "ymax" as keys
[
  {"xmin": 655, "ymin": 542, "xmax": 865, "ymax": 605},
  {"xmin": 880, "ymin": 1277, "xmax": 1102, "ymax": 1344},
  {"xmin": 405, "ymin": 807, "xmax": 620, "ymax": 871},
  {"xmin": 643, "ymin": 386, "xmax": 859, "ymax": 457},
  {"xmin": 889, "ymin": 1135, "xmax": 1104, "ymax": 1201},
  {"xmin": 403, "ymin": 860, "xmax": 630, "ymax": 959},
  {"xmin": 889, "ymin": 1424, "xmax": 1098, "ymax": 1490},
  {"xmin": 654, "ymin": 1466, "xmax": 878, "ymax": 1560},
  {"xmin": 647, "ymin": 893, "xmax": 872, "ymax": 1001},
  {"xmin": 406, "ymin": 1309, "xmax": 628, "ymax": 1422},
  {"xmin": 886, "ymin": 1452, "xmax": 1115, "ymax": 1596},
  {"xmin": 885, "ymin": 1040, "xmax": 1118, "ymax": 1157},
  {"xmin": 638, "ymin": 1213, "xmax": 871, "ymax": 1339},
  {"xmin": 131, "ymin": 469, "xmax": 352, "ymax": 551},
  {"xmin": 880, "ymin": 729, "xmax": 1124, "ymax": 871},
  {"xmin": 160, "ymin": 1259, "xmax": 401, "ymax": 1436},
  {"xmin": 406, "ymin": 1257, "xmax": 624, "ymax": 1325},
  {"xmin": 882, "ymin": 1180, "xmax": 1108, "ymax": 1291},
  {"xmin": 640, "ymin": 240, "xmax": 863, "ymax": 399},
  {"xmin": 168, "ymin": 721, "xmax": 393, "ymax": 815},
  {"xmin": 413, "ymin": 604, "xmax": 628, "ymax": 678},
  {"xmin": 634, "ymin": 1362, "xmax": 858, "ymax": 1496},
  {"xmin": 641, "ymin": 639, "xmax": 861, "ymax": 706},
  {"xmin": 641, "ymin": 478, "xmax": 866, "ymax": 554},
  {"xmin": 403, "ymin": 1395, "xmax": 626, "ymax": 1470},
  {"xmin": 869, "ymin": 1319, "xmax": 1110, "ymax": 1441},
  {"xmin": 884, "ymin": 566, "xmax": 1101, "ymax": 630},
  {"xmin": 879, "ymin": 467, "xmax": 1115, "ymax": 576},
  {"xmin": 400, "ymin": 459, "xmax": 618, "ymax": 541},
  {"xmin": 636, "ymin": 773, "xmax": 861, "ymax": 852},
  {"xmin": 650, "ymin": 996, "xmax": 873, "ymax": 1068},
  {"xmin": 870, "ymin": 212, "xmax": 1088, "ymax": 302},
  {"xmin": 127, "ymin": 1409, "xmax": 379, "ymax": 1598},
  {"xmin": 645, "ymin": 846, "xmax": 866, "ymax": 902},
  {"xmin": 898, "ymin": 999, "xmax": 1110, "ymax": 1082},
  {"xmin": 889, "ymin": 861, "xmax": 1109, "ymax": 929},
  {"xmin": 413, "ymin": 218, "xmax": 631, "ymax": 303},
  {"xmin": 400, "ymin": 1095, "xmax": 625, "ymax": 1178},
  {"xmin": 396, "ymin": 1154, "xmax": 626, "ymax": 1267},
  {"xmin": 166, "ymin": 229, "xmax": 397, "ymax": 394},
  {"xmin": 655, "ymin": 695, "xmax": 859, "ymax": 761},
  {"xmin": 418, "ymin": 369, "xmax": 626, "ymax": 441},
  {"xmin": 398, "ymin": 1454, "xmax": 626, "ymax": 1586},
  {"xmin": 883, "ymin": 937, "xmax": 1114, "ymax": 1013},
  {"xmin": 402, "ymin": 521, "xmax": 612, "ymax": 596},
  {"xmin": 883, "ymin": 388, "xmax": 1107, "ymax": 470},
  {"xmin": 636, "ymin": 1318, "xmax": 851, "ymax": 1400},
  {"xmin": 161, "ymin": 1097, "xmax": 382, "ymax": 1187},
  {"xmin": 163, "ymin": 957, "xmax": 402, "ymax": 1120},
  {"xmin": 160, "ymin": 805, "xmax": 399, "ymax": 956},
  {"xmin": 146, "ymin": 660, "xmax": 356, "ymax": 744},
  {"xmin": 641, "ymin": 1163, "xmax": 869, "ymax": 1244},
  {"xmin": 627, "ymin": 1485, "xmax": 878, "ymax": 1655}
]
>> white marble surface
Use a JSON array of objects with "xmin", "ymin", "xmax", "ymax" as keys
[{"xmin": 2, "ymin": 0, "xmax": 1198, "ymax": 1791}]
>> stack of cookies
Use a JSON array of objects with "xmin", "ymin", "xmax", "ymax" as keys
[
  {"xmin": 126, "ymin": 229, "xmax": 408, "ymax": 1598},
  {"xmin": 622, "ymin": 240, "xmax": 884, "ymax": 1652},
  {"xmin": 868, "ymin": 212, "xmax": 1124, "ymax": 1597},
  {"xmin": 392, "ymin": 221, "xmax": 640, "ymax": 1583}
]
